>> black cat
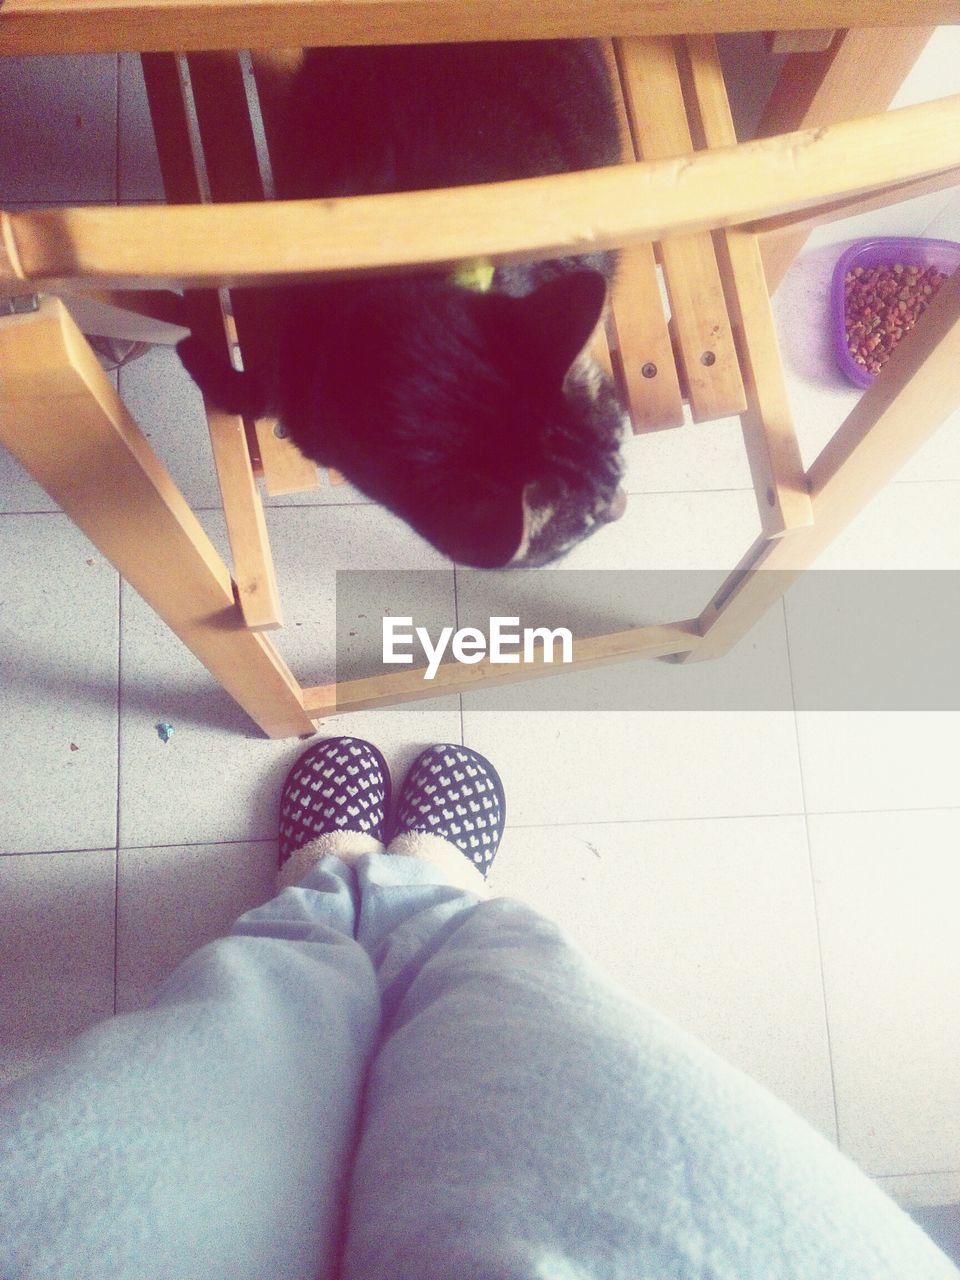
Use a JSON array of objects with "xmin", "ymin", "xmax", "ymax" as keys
[{"xmin": 178, "ymin": 41, "xmax": 629, "ymax": 567}]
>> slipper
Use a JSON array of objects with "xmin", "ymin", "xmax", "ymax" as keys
[
  {"xmin": 278, "ymin": 735, "xmax": 391, "ymax": 867},
  {"xmin": 390, "ymin": 743, "xmax": 505, "ymax": 877}
]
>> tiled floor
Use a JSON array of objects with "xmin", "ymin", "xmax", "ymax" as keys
[{"xmin": 2, "ymin": 40, "xmax": 960, "ymax": 1221}]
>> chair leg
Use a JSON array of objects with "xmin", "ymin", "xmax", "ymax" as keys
[
  {"xmin": 0, "ymin": 296, "xmax": 315, "ymax": 739},
  {"xmin": 684, "ymin": 266, "xmax": 960, "ymax": 661}
]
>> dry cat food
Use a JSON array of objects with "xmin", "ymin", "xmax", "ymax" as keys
[{"xmin": 844, "ymin": 262, "xmax": 948, "ymax": 376}]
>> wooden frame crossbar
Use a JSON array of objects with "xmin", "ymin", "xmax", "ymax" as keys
[
  {"xmin": 3, "ymin": 94, "xmax": 959, "ymax": 296},
  {"xmin": 1, "ymin": 1, "xmax": 958, "ymax": 55}
]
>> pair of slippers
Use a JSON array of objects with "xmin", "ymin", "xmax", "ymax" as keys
[{"xmin": 279, "ymin": 738, "xmax": 506, "ymax": 877}]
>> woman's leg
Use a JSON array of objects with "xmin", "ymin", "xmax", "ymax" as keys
[
  {"xmin": 339, "ymin": 750, "xmax": 959, "ymax": 1280},
  {"xmin": 0, "ymin": 737, "xmax": 394, "ymax": 1280},
  {"xmin": 0, "ymin": 856, "xmax": 378, "ymax": 1280}
]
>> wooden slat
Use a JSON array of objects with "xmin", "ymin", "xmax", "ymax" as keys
[
  {"xmin": 678, "ymin": 34, "xmax": 812, "ymax": 538},
  {"xmin": 139, "ymin": 53, "xmax": 230, "ymax": 360},
  {"xmin": 187, "ymin": 50, "xmax": 326, "ymax": 497},
  {"xmin": 0, "ymin": 298, "xmax": 313, "ymax": 737},
  {"xmin": 685, "ymin": 266, "xmax": 960, "ymax": 661},
  {"xmin": 205, "ymin": 399, "xmax": 284, "ymax": 630},
  {"xmin": 185, "ymin": 51, "xmax": 262, "ymax": 203},
  {"xmin": 757, "ymin": 26, "xmax": 935, "ymax": 292},
  {"xmin": 140, "ymin": 53, "xmax": 203, "ymax": 203},
  {"xmin": 1, "ymin": 0, "xmax": 957, "ymax": 56},
  {"xmin": 302, "ymin": 621, "xmax": 701, "ymax": 717},
  {"xmin": 144, "ymin": 51, "xmax": 297, "ymax": 594},
  {"xmin": 3, "ymin": 94, "xmax": 960, "ymax": 293},
  {"xmin": 248, "ymin": 47, "xmax": 336, "ymax": 491},
  {"xmin": 607, "ymin": 244, "xmax": 687, "ymax": 432},
  {"xmin": 756, "ymin": 166, "xmax": 960, "ymax": 240},
  {"xmin": 253, "ymin": 417, "xmax": 321, "ymax": 496},
  {"xmin": 602, "ymin": 38, "xmax": 683, "ymax": 433},
  {"xmin": 615, "ymin": 36, "xmax": 745, "ymax": 424}
]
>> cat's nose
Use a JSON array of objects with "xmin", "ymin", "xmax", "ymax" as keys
[{"xmin": 598, "ymin": 486, "xmax": 627, "ymax": 523}]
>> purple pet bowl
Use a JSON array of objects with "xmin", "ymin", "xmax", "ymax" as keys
[{"xmin": 831, "ymin": 236, "xmax": 960, "ymax": 389}]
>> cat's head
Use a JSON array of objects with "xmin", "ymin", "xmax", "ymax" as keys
[{"xmin": 384, "ymin": 269, "xmax": 629, "ymax": 568}]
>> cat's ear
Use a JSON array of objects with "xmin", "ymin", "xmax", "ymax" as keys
[
  {"xmin": 498, "ymin": 270, "xmax": 608, "ymax": 385},
  {"xmin": 411, "ymin": 477, "xmax": 526, "ymax": 568}
]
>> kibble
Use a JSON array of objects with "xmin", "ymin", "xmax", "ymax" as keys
[{"xmin": 844, "ymin": 262, "xmax": 948, "ymax": 376}]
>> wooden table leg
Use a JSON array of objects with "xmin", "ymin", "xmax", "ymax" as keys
[{"xmin": 0, "ymin": 296, "xmax": 315, "ymax": 739}]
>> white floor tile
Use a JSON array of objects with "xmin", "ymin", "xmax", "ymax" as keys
[
  {"xmin": 784, "ymin": 568, "xmax": 958, "ymax": 716},
  {"xmin": 621, "ymin": 410, "xmax": 753, "ymax": 495},
  {"xmin": 116, "ymin": 346, "xmax": 374, "ymax": 510},
  {"xmin": 488, "ymin": 815, "xmax": 835, "ymax": 1136},
  {"xmin": 117, "ymin": 348, "xmax": 222, "ymax": 509},
  {"xmin": 463, "ymin": 706, "xmax": 801, "ymax": 827},
  {"xmin": 809, "ymin": 810, "xmax": 960, "ymax": 1175},
  {"xmin": 923, "ymin": 189, "xmax": 960, "ymax": 243},
  {"xmin": 0, "ymin": 849, "xmax": 115, "ymax": 1087},
  {"xmin": 0, "ymin": 55, "xmax": 118, "ymax": 202},
  {"xmin": 542, "ymin": 487, "xmax": 762, "ymax": 572},
  {"xmin": 896, "ymin": 411, "xmax": 960, "ymax": 488},
  {"xmin": 118, "ymin": 505, "xmax": 460, "ymax": 847},
  {"xmin": 461, "ymin": 489, "xmax": 800, "ymax": 825},
  {"xmin": 784, "ymin": 477, "xmax": 960, "ymax": 813},
  {"xmin": 116, "ymin": 840, "xmax": 277, "ymax": 1012},
  {"xmin": 795, "ymin": 712, "xmax": 960, "ymax": 815},
  {"xmin": 0, "ymin": 442, "xmax": 60, "ymax": 515},
  {"xmin": 877, "ymin": 1171, "xmax": 960, "ymax": 1212},
  {"xmin": 799, "ymin": 480, "xmax": 960, "ymax": 572},
  {"xmin": 260, "ymin": 506, "xmax": 454, "ymax": 683},
  {"xmin": 1, "ymin": 515, "xmax": 119, "ymax": 853}
]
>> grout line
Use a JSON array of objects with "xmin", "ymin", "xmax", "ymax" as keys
[
  {"xmin": 113, "ymin": 568, "xmax": 122, "ymax": 1015},
  {"xmin": 112, "ymin": 847, "xmax": 119, "ymax": 1017},
  {"xmin": 112, "ymin": 836, "xmax": 278, "ymax": 852},
  {"xmin": 502, "ymin": 811, "xmax": 809, "ymax": 831},
  {"xmin": 0, "ymin": 846, "xmax": 123, "ymax": 859},
  {"xmin": 501, "ymin": 801, "xmax": 960, "ymax": 831},
  {"xmin": 782, "ymin": 595, "xmax": 842, "ymax": 1150}
]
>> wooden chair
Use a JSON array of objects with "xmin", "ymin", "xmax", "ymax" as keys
[{"xmin": 1, "ymin": 5, "xmax": 959, "ymax": 738}]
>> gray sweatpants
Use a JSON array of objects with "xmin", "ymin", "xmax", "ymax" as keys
[{"xmin": 1, "ymin": 851, "xmax": 956, "ymax": 1280}]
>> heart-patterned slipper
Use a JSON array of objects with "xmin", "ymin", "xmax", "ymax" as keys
[
  {"xmin": 390, "ymin": 744, "xmax": 505, "ymax": 876},
  {"xmin": 278, "ymin": 736, "xmax": 391, "ymax": 867}
]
